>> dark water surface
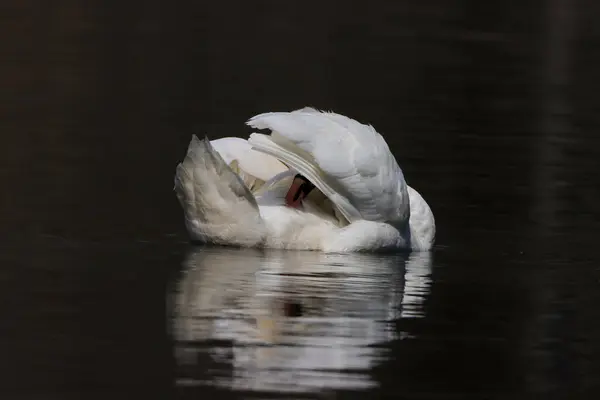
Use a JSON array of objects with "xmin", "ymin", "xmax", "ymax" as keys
[{"xmin": 2, "ymin": 1, "xmax": 600, "ymax": 399}]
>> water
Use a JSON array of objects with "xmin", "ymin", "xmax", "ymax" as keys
[
  {"xmin": 174, "ymin": 249, "xmax": 425, "ymax": 394},
  {"xmin": 2, "ymin": 1, "xmax": 600, "ymax": 399}
]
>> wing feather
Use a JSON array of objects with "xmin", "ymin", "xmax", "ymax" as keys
[{"xmin": 247, "ymin": 108, "xmax": 410, "ymax": 226}]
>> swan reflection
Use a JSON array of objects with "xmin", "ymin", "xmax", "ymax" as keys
[{"xmin": 171, "ymin": 247, "xmax": 432, "ymax": 394}]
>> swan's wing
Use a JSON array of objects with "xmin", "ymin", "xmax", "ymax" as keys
[
  {"xmin": 247, "ymin": 108, "xmax": 410, "ymax": 225},
  {"xmin": 210, "ymin": 137, "xmax": 288, "ymax": 182}
]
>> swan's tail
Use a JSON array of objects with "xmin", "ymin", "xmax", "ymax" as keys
[{"xmin": 174, "ymin": 135, "xmax": 266, "ymax": 247}]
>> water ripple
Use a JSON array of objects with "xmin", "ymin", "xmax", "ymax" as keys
[{"xmin": 171, "ymin": 247, "xmax": 432, "ymax": 394}]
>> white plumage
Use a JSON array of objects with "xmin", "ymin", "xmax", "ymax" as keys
[
  {"xmin": 247, "ymin": 107, "xmax": 410, "ymax": 226},
  {"xmin": 174, "ymin": 108, "xmax": 435, "ymax": 252}
]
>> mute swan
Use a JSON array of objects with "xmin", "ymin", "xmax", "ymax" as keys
[{"xmin": 174, "ymin": 108, "xmax": 435, "ymax": 252}]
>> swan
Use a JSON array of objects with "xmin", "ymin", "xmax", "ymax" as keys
[{"xmin": 174, "ymin": 107, "xmax": 435, "ymax": 252}]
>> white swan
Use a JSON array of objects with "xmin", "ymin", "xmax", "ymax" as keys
[{"xmin": 174, "ymin": 108, "xmax": 435, "ymax": 252}]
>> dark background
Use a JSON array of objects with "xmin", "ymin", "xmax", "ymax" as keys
[{"xmin": 1, "ymin": 1, "xmax": 599, "ymax": 399}]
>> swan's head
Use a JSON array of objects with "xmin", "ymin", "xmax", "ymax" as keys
[
  {"xmin": 284, "ymin": 174, "xmax": 315, "ymax": 208},
  {"xmin": 283, "ymin": 173, "xmax": 349, "ymax": 226}
]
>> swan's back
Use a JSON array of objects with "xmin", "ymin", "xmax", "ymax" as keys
[{"xmin": 247, "ymin": 108, "xmax": 410, "ymax": 228}]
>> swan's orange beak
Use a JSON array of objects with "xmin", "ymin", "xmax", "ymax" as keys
[{"xmin": 285, "ymin": 174, "xmax": 315, "ymax": 208}]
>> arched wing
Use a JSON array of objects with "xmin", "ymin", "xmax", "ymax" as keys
[{"xmin": 247, "ymin": 108, "xmax": 410, "ymax": 225}]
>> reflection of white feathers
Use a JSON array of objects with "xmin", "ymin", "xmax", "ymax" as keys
[
  {"xmin": 400, "ymin": 251, "xmax": 433, "ymax": 319},
  {"xmin": 174, "ymin": 108, "xmax": 435, "ymax": 252},
  {"xmin": 172, "ymin": 247, "xmax": 432, "ymax": 394}
]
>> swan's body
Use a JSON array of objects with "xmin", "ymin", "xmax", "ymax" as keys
[{"xmin": 174, "ymin": 108, "xmax": 435, "ymax": 252}]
